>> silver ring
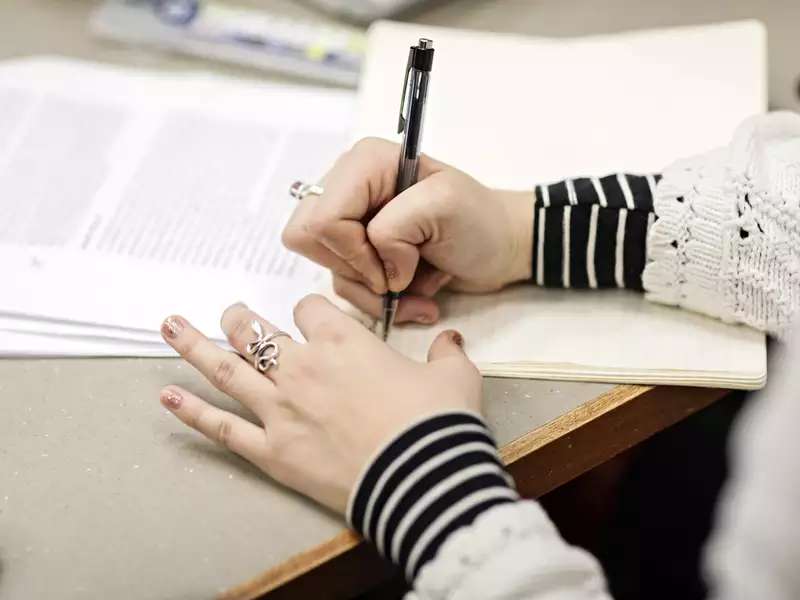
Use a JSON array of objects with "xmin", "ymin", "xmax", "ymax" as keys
[
  {"xmin": 245, "ymin": 320, "xmax": 291, "ymax": 374},
  {"xmin": 289, "ymin": 181, "xmax": 324, "ymax": 201}
]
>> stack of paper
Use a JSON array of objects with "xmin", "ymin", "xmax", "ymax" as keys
[{"xmin": 0, "ymin": 57, "xmax": 354, "ymax": 356}]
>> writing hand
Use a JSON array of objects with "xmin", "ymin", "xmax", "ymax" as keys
[{"xmin": 282, "ymin": 138, "xmax": 533, "ymax": 325}]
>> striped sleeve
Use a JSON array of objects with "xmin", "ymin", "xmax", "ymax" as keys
[
  {"xmin": 532, "ymin": 173, "xmax": 661, "ymax": 291},
  {"xmin": 347, "ymin": 412, "xmax": 518, "ymax": 582}
]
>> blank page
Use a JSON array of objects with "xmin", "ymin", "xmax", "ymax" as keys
[{"xmin": 389, "ymin": 288, "xmax": 766, "ymax": 389}]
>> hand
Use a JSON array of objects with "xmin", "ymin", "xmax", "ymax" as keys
[
  {"xmin": 159, "ymin": 297, "xmax": 481, "ymax": 514},
  {"xmin": 282, "ymin": 138, "xmax": 533, "ymax": 325}
]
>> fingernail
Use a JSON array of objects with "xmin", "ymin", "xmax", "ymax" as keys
[
  {"xmin": 161, "ymin": 316, "xmax": 183, "ymax": 339},
  {"xmin": 415, "ymin": 313, "xmax": 434, "ymax": 324},
  {"xmin": 451, "ymin": 331, "xmax": 464, "ymax": 347},
  {"xmin": 161, "ymin": 389, "xmax": 182, "ymax": 410},
  {"xmin": 384, "ymin": 261, "xmax": 398, "ymax": 280},
  {"xmin": 232, "ymin": 301, "xmax": 248, "ymax": 310}
]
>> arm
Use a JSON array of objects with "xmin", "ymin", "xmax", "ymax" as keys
[
  {"xmin": 282, "ymin": 137, "xmax": 659, "ymax": 324},
  {"xmin": 348, "ymin": 412, "xmax": 612, "ymax": 600},
  {"xmin": 283, "ymin": 115, "xmax": 800, "ymax": 335},
  {"xmin": 531, "ymin": 112, "xmax": 800, "ymax": 335},
  {"xmin": 158, "ymin": 295, "xmax": 612, "ymax": 600}
]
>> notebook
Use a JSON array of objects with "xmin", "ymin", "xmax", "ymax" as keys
[{"xmin": 346, "ymin": 20, "xmax": 768, "ymax": 389}]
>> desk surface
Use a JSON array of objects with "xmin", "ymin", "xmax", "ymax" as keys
[
  {"xmin": 0, "ymin": 0, "xmax": 790, "ymax": 598},
  {"xmin": 1, "ymin": 359, "xmax": 613, "ymax": 599}
]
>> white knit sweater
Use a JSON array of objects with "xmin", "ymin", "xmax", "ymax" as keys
[
  {"xmin": 347, "ymin": 113, "xmax": 800, "ymax": 599},
  {"xmin": 643, "ymin": 112, "xmax": 800, "ymax": 336}
]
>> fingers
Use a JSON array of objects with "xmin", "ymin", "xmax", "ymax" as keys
[
  {"xmin": 160, "ymin": 386, "xmax": 270, "ymax": 468},
  {"xmin": 161, "ymin": 315, "xmax": 275, "ymax": 414},
  {"xmin": 292, "ymin": 293, "xmax": 364, "ymax": 342},
  {"xmin": 312, "ymin": 219, "xmax": 387, "ymax": 294},
  {"xmin": 427, "ymin": 329, "xmax": 466, "ymax": 362},
  {"xmin": 405, "ymin": 262, "xmax": 452, "ymax": 297},
  {"xmin": 282, "ymin": 138, "xmax": 448, "ymax": 295},
  {"xmin": 282, "ymin": 138, "xmax": 403, "ymax": 295},
  {"xmin": 366, "ymin": 174, "xmax": 456, "ymax": 292},
  {"xmin": 282, "ymin": 198, "xmax": 365, "ymax": 283},
  {"xmin": 332, "ymin": 275, "xmax": 440, "ymax": 325},
  {"xmin": 221, "ymin": 303, "xmax": 298, "ymax": 355}
]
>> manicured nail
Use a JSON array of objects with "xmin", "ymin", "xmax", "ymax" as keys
[
  {"xmin": 451, "ymin": 331, "xmax": 464, "ymax": 347},
  {"xmin": 384, "ymin": 261, "xmax": 399, "ymax": 280},
  {"xmin": 161, "ymin": 316, "xmax": 183, "ymax": 339},
  {"xmin": 161, "ymin": 389, "xmax": 182, "ymax": 410}
]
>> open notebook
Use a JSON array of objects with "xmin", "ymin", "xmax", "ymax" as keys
[{"xmin": 347, "ymin": 20, "xmax": 768, "ymax": 389}]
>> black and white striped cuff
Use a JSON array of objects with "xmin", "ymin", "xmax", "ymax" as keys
[
  {"xmin": 535, "ymin": 173, "xmax": 661, "ymax": 210},
  {"xmin": 347, "ymin": 412, "xmax": 518, "ymax": 581},
  {"xmin": 532, "ymin": 173, "xmax": 661, "ymax": 290}
]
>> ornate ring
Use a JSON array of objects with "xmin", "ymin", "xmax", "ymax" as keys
[{"xmin": 245, "ymin": 320, "xmax": 291, "ymax": 374}]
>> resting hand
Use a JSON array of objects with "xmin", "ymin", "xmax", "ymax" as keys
[
  {"xmin": 282, "ymin": 138, "xmax": 533, "ymax": 325},
  {"xmin": 159, "ymin": 297, "xmax": 481, "ymax": 513}
]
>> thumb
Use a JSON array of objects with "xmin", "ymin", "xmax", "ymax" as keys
[
  {"xmin": 427, "ymin": 329, "xmax": 466, "ymax": 362},
  {"xmin": 366, "ymin": 177, "xmax": 444, "ymax": 293}
]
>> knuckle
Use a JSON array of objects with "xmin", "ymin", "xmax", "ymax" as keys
[
  {"xmin": 350, "ymin": 136, "xmax": 382, "ymax": 155},
  {"xmin": 174, "ymin": 338, "xmax": 192, "ymax": 358},
  {"xmin": 348, "ymin": 137, "xmax": 398, "ymax": 172},
  {"xmin": 304, "ymin": 215, "xmax": 334, "ymax": 243},
  {"xmin": 180, "ymin": 338, "xmax": 201, "ymax": 364},
  {"xmin": 431, "ymin": 175, "xmax": 458, "ymax": 205},
  {"xmin": 213, "ymin": 357, "xmax": 239, "ymax": 391},
  {"xmin": 216, "ymin": 419, "xmax": 233, "ymax": 450},
  {"xmin": 365, "ymin": 220, "xmax": 390, "ymax": 246}
]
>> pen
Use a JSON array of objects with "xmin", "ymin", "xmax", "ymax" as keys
[{"xmin": 380, "ymin": 37, "xmax": 435, "ymax": 341}]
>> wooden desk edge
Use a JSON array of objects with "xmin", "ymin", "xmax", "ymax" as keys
[{"xmin": 221, "ymin": 383, "xmax": 728, "ymax": 600}]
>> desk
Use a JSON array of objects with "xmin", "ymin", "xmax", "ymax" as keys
[
  {"xmin": 1, "ymin": 360, "xmax": 723, "ymax": 599},
  {"xmin": 2, "ymin": 1, "xmax": 790, "ymax": 598}
]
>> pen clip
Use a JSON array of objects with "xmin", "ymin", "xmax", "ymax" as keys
[{"xmin": 397, "ymin": 49, "xmax": 413, "ymax": 133}]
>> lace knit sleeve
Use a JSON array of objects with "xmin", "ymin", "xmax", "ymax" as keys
[
  {"xmin": 643, "ymin": 112, "xmax": 800, "ymax": 336},
  {"xmin": 531, "ymin": 174, "xmax": 659, "ymax": 290}
]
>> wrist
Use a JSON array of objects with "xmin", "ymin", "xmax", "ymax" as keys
[
  {"xmin": 347, "ymin": 411, "xmax": 517, "ymax": 581},
  {"xmin": 496, "ymin": 189, "xmax": 534, "ymax": 285}
]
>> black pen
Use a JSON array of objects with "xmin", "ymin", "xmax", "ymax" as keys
[{"xmin": 379, "ymin": 37, "xmax": 435, "ymax": 341}]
